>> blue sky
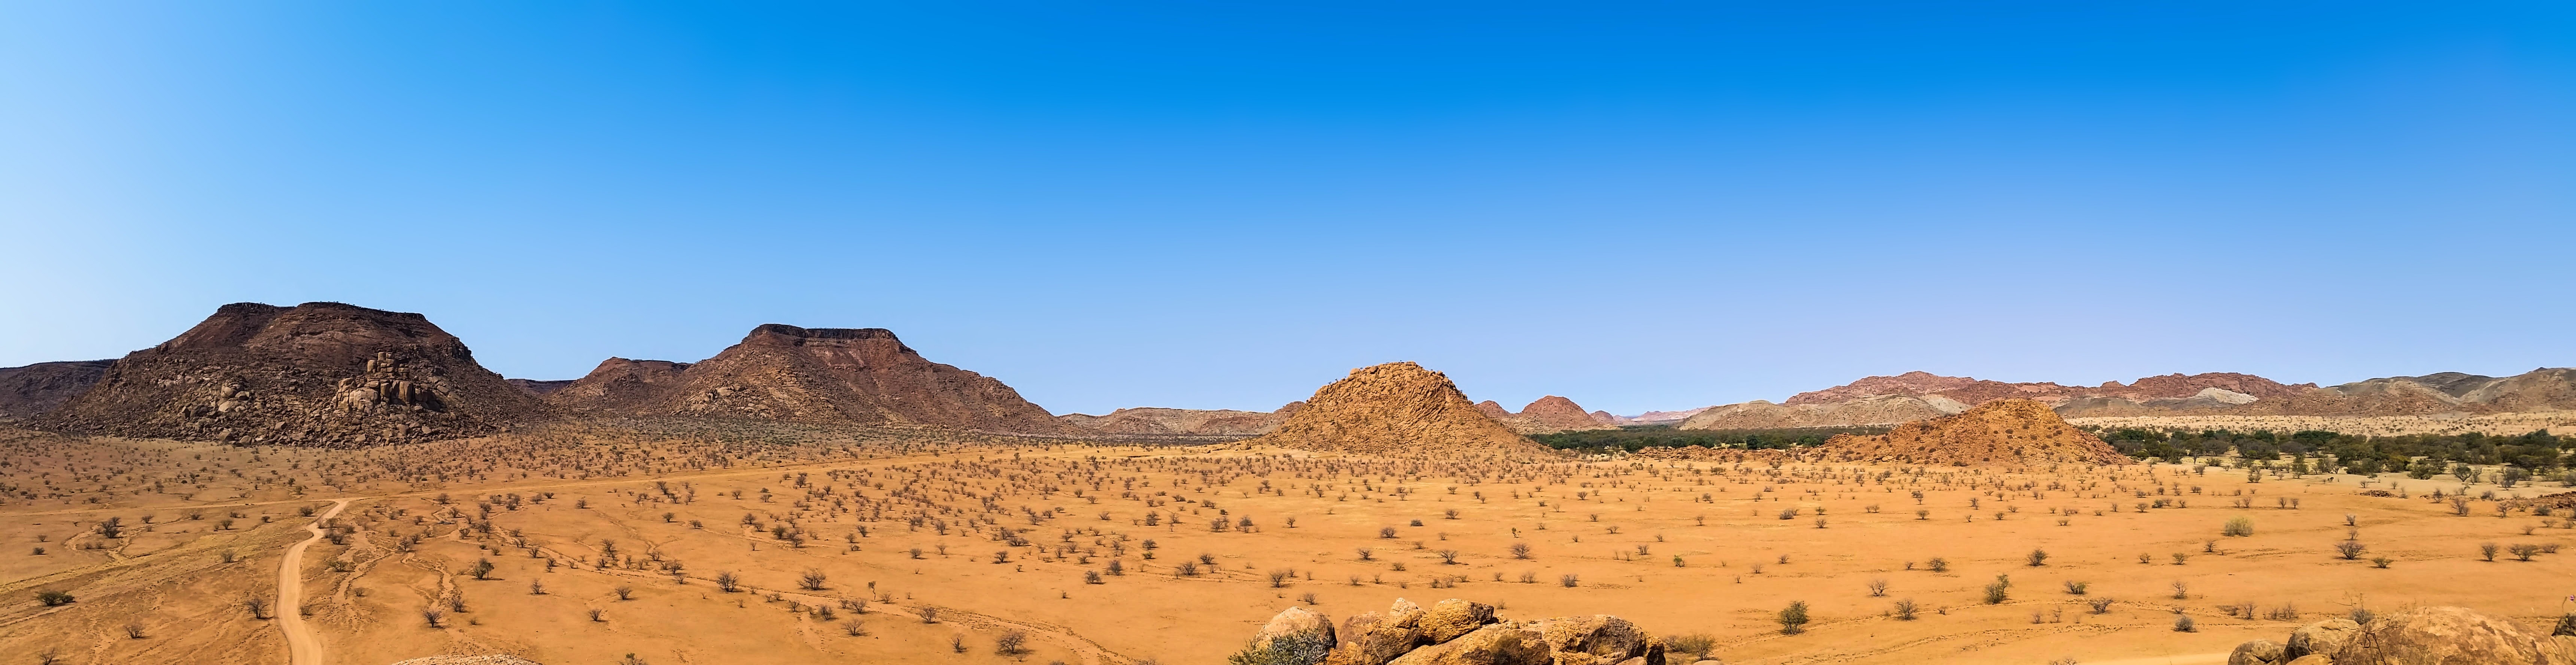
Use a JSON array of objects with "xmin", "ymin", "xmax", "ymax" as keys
[{"xmin": 4, "ymin": 2, "xmax": 2572, "ymax": 416}]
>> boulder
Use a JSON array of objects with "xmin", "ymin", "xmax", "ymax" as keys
[
  {"xmin": 1259, "ymin": 607, "xmax": 1337, "ymax": 649},
  {"xmin": 2227, "ymin": 639, "xmax": 2284, "ymax": 665},
  {"xmin": 1528, "ymin": 616, "xmax": 1649, "ymax": 665},
  {"xmin": 2282, "ymin": 656, "xmax": 2329, "ymax": 665},
  {"xmin": 1384, "ymin": 623, "xmax": 1552, "ymax": 665},
  {"xmin": 1328, "ymin": 601, "xmax": 1431, "ymax": 665},
  {"xmin": 2332, "ymin": 606, "xmax": 2576, "ymax": 665},
  {"xmin": 2286, "ymin": 619, "xmax": 2360, "ymax": 659},
  {"xmin": 1420, "ymin": 599, "xmax": 1498, "ymax": 644}
]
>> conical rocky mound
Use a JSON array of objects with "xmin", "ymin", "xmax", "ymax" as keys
[
  {"xmin": 546, "ymin": 325, "xmax": 1073, "ymax": 434},
  {"xmin": 1495, "ymin": 396, "xmax": 1617, "ymax": 434},
  {"xmin": 37, "ymin": 302, "xmax": 540, "ymax": 446},
  {"xmin": 1820, "ymin": 398, "xmax": 2124, "ymax": 465},
  {"xmin": 1246, "ymin": 362, "xmax": 1541, "ymax": 455}
]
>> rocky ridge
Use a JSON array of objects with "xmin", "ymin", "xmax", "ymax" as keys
[
  {"xmin": 1238, "ymin": 599, "xmax": 1677, "ymax": 665},
  {"xmin": 34, "ymin": 302, "xmax": 541, "ymax": 446},
  {"xmin": 1245, "ymin": 362, "xmax": 1544, "ymax": 455},
  {"xmin": 0, "ymin": 359, "xmax": 113, "ymax": 418}
]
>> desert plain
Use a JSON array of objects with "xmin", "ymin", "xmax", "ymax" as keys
[{"xmin": 3, "ymin": 420, "xmax": 2571, "ymax": 665}]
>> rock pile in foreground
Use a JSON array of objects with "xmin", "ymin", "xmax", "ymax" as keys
[
  {"xmin": 2226, "ymin": 606, "xmax": 2576, "ymax": 665},
  {"xmin": 1246, "ymin": 362, "xmax": 1543, "ymax": 455},
  {"xmin": 1237, "ymin": 599, "xmax": 1689, "ymax": 665}
]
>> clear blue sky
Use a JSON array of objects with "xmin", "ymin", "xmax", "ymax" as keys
[{"xmin": 4, "ymin": 2, "xmax": 2572, "ymax": 416}]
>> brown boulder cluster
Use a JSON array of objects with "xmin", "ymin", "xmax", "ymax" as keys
[
  {"xmin": 1246, "ymin": 363, "xmax": 1547, "ymax": 456},
  {"xmin": 2227, "ymin": 607, "xmax": 2576, "ymax": 665},
  {"xmin": 1239, "ymin": 599, "xmax": 1690, "ymax": 665}
]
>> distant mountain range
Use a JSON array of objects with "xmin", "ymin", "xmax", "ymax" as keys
[{"xmin": 5, "ymin": 300, "xmax": 2564, "ymax": 444}]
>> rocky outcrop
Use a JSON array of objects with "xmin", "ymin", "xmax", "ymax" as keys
[
  {"xmin": 1240, "ymin": 599, "xmax": 1664, "ymax": 665},
  {"xmin": 1817, "ymin": 399, "xmax": 2125, "ymax": 466},
  {"xmin": 1057, "ymin": 404, "xmax": 1295, "ymax": 437},
  {"xmin": 0, "ymin": 359, "xmax": 112, "ymax": 418},
  {"xmin": 1677, "ymin": 394, "xmax": 1962, "ymax": 430},
  {"xmin": 2228, "ymin": 607, "xmax": 2576, "ymax": 665},
  {"xmin": 34, "ymin": 302, "xmax": 541, "ymax": 446},
  {"xmin": 1245, "ymin": 363, "xmax": 1542, "ymax": 455},
  {"xmin": 544, "ymin": 325, "xmax": 1072, "ymax": 434}
]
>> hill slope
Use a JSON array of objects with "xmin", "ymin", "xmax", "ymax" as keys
[{"xmin": 0, "ymin": 359, "xmax": 113, "ymax": 418}]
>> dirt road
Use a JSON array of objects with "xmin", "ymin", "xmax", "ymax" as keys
[{"xmin": 277, "ymin": 498, "xmax": 350, "ymax": 665}]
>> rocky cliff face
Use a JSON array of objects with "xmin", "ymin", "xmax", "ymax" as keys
[
  {"xmin": 544, "ymin": 325, "xmax": 1073, "ymax": 434},
  {"xmin": 0, "ymin": 359, "xmax": 112, "ymax": 418},
  {"xmin": 1235, "ymin": 599, "xmax": 1670, "ymax": 665},
  {"xmin": 36, "ymin": 302, "xmax": 541, "ymax": 446},
  {"xmin": 1818, "ymin": 399, "xmax": 2126, "ymax": 465},
  {"xmin": 1246, "ymin": 362, "xmax": 1542, "ymax": 455}
]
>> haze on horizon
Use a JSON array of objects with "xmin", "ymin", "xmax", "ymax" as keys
[{"xmin": 4, "ymin": 2, "xmax": 2572, "ymax": 416}]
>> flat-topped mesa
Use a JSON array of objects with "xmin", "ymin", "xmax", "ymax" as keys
[
  {"xmin": 1245, "ymin": 362, "xmax": 1544, "ymax": 455},
  {"xmin": 35, "ymin": 301, "xmax": 540, "ymax": 446},
  {"xmin": 544, "ymin": 324, "xmax": 1074, "ymax": 435}
]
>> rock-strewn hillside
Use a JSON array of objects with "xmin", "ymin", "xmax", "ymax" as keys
[
  {"xmin": 1234, "ymin": 599, "xmax": 1672, "ymax": 665},
  {"xmin": 1817, "ymin": 399, "xmax": 2125, "ymax": 465},
  {"xmin": 0, "ymin": 359, "xmax": 112, "ymax": 418},
  {"xmin": 544, "ymin": 325, "xmax": 1073, "ymax": 434},
  {"xmin": 36, "ymin": 302, "xmax": 541, "ymax": 446},
  {"xmin": 1245, "ymin": 362, "xmax": 1543, "ymax": 455}
]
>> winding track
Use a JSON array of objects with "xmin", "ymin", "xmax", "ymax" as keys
[{"xmin": 277, "ymin": 498, "xmax": 350, "ymax": 665}]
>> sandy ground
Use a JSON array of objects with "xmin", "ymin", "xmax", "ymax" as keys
[{"xmin": 1, "ymin": 425, "xmax": 2572, "ymax": 665}]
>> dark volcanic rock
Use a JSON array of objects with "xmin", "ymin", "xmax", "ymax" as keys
[
  {"xmin": 35, "ymin": 302, "xmax": 541, "ymax": 446},
  {"xmin": 0, "ymin": 359, "xmax": 113, "ymax": 418}
]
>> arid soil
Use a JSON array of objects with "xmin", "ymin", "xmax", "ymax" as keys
[{"xmin": 5, "ymin": 419, "xmax": 2573, "ymax": 665}]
